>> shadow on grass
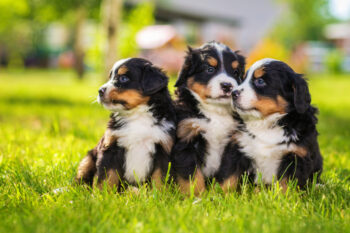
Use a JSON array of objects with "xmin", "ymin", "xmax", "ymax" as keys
[
  {"xmin": 318, "ymin": 109, "xmax": 350, "ymax": 137},
  {"xmin": 0, "ymin": 96, "xmax": 96, "ymax": 107}
]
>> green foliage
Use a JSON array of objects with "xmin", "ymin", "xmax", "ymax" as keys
[
  {"xmin": 272, "ymin": 0, "xmax": 334, "ymax": 49},
  {"xmin": 117, "ymin": 2, "xmax": 155, "ymax": 58},
  {"xmin": 0, "ymin": 70, "xmax": 350, "ymax": 233},
  {"xmin": 0, "ymin": 0, "xmax": 102, "ymax": 67},
  {"xmin": 324, "ymin": 49, "xmax": 344, "ymax": 74}
]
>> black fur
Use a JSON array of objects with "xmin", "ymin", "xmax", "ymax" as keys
[
  {"xmin": 171, "ymin": 42, "xmax": 246, "ymax": 188},
  {"xmin": 232, "ymin": 60, "xmax": 323, "ymax": 188},
  {"xmin": 76, "ymin": 58, "xmax": 176, "ymax": 189}
]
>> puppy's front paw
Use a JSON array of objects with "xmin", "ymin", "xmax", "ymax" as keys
[
  {"xmin": 177, "ymin": 119, "xmax": 205, "ymax": 142},
  {"xmin": 102, "ymin": 129, "xmax": 118, "ymax": 148}
]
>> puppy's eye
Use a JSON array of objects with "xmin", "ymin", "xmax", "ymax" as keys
[
  {"xmin": 207, "ymin": 66, "xmax": 215, "ymax": 74},
  {"xmin": 119, "ymin": 75, "xmax": 129, "ymax": 83},
  {"xmin": 254, "ymin": 78, "xmax": 266, "ymax": 87}
]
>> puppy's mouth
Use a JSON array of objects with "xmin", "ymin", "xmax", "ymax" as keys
[
  {"xmin": 207, "ymin": 93, "xmax": 232, "ymax": 100},
  {"xmin": 232, "ymin": 101, "xmax": 255, "ymax": 112}
]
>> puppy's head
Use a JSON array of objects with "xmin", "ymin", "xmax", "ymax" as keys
[
  {"xmin": 231, "ymin": 58, "xmax": 311, "ymax": 119},
  {"xmin": 175, "ymin": 41, "xmax": 245, "ymax": 105},
  {"xmin": 97, "ymin": 58, "xmax": 168, "ymax": 111}
]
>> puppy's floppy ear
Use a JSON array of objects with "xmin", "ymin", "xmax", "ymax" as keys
[
  {"xmin": 175, "ymin": 46, "xmax": 198, "ymax": 87},
  {"xmin": 141, "ymin": 64, "xmax": 168, "ymax": 95},
  {"xmin": 292, "ymin": 73, "xmax": 311, "ymax": 114}
]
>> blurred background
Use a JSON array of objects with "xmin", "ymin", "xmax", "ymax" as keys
[{"xmin": 1, "ymin": 0, "xmax": 350, "ymax": 78}]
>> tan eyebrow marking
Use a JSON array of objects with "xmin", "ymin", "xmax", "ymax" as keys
[
  {"xmin": 207, "ymin": 57, "xmax": 218, "ymax": 67},
  {"xmin": 254, "ymin": 67, "xmax": 265, "ymax": 78},
  {"xmin": 232, "ymin": 60, "xmax": 239, "ymax": 69},
  {"xmin": 117, "ymin": 65, "xmax": 128, "ymax": 75}
]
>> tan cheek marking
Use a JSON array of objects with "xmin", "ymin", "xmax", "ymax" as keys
[
  {"xmin": 220, "ymin": 175, "xmax": 238, "ymax": 193},
  {"xmin": 232, "ymin": 60, "xmax": 239, "ymax": 69},
  {"xmin": 187, "ymin": 77, "xmax": 210, "ymax": 100},
  {"xmin": 207, "ymin": 57, "xmax": 218, "ymax": 67},
  {"xmin": 151, "ymin": 168, "xmax": 163, "ymax": 189},
  {"xmin": 108, "ymin": 89, "xmax": 150, "ymax": 109},
  {"xmin": 254, "ymin": 67, "xmax": 265, "ymax": 78},
  {"xmin": 253, "ymin": 95, "xmax": 287, "ymax": 117},
  {"xmin": 177, "ymin": 119, "xmax": 206, "ymax": 142},
  {"xmin": 117, "ymin": 66, "xmax": 128, "ymax": 75}
]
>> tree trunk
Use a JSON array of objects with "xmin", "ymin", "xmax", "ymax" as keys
[
  {"xmin": 73, "ymin": 6, "xmax": 86, "ymax": 79},
  {"xmin": 102, "ymin": 0, "xmax": 123, "ymax": 79}
]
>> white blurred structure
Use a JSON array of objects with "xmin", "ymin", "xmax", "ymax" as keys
[{"xmin": 128, "ymin": 0, "xmax": 283, "ymax": 53}]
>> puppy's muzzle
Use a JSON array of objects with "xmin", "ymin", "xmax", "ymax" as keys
[
  {"xmin": 232, "ymin": 89, "xmax": 241, "ymax": 101},
  {"xmin": 220, "ymin": 82, "xmax": 233, "ymax": 94},
  {"xmin": 99, "ymin": 87, "xmax": 107, "ymax": 98}
]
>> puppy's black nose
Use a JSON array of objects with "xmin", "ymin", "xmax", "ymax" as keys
[
  {"xmin": 220, "ymin": 82, "xmax": 233, "ymax": 93},
  {"xmin": 99, "ymin": 87, "xmax": 106, "ymax": 97},
  {"xmin": 232, "ymin": 90, "xmax": 241, "ymax": 100}
]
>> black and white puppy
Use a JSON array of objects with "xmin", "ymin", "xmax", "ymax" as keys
[
  {"xmin": 171, "ymin": 41, "xmax": 246, "ymax": 194},
  {"xmin": 75, "ymin": 58, "xmax": 176, "ymax": 190},
  {"xmin": 231, "ymin": 58, "xmax": 323, "ymax": 190}
]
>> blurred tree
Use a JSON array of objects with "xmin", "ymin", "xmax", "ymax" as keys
[
  {"xmin": 325, "ymin": 49, "xmax": 344, "ymax": 74},
  {"xmin": 45, "ymin": 0, "xmax": 102, "ymax": 79},
  {"xmin": 272, "ymin": 0, "xmax": 334, "ymax": 49},
  {"xmin": 117, "ymin": 2, "xmax": 155, "ymax": 58},
  {"xmin": 102, "ymin": 0, "xmax": 123, "ymax": 78}
]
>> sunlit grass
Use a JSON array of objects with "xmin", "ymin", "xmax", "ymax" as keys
[{"xmin": 0, "ymin": 69, "xmax": 349, "ymax": 233}]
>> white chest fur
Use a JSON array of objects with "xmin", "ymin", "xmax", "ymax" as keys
[
  {"xmin": 237, "ymin": 114, "xmax": 294, "ymax": 184},
  {"xmin": 111, "ymin": 106, "xmax": 174, "ymax": 183},
  {"xmin": 197, "ymin": 104, "xmax": 236, "ymax": 177}
]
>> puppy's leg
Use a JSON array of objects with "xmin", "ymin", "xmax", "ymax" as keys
[
  {"xmin": 151, "ymin": 168, "xmax": 163, "ymax": 189},
  {"xmin": 96, "ymin": 168, "xmax": 120, "ymax": 190},
  {"xmin": 220, "ymin": 175, "xmax": 238, "ymax": 194},
  {"xmin": 278, "ymin": 152, "xmax": 312, "ymax": 190},
  {"xmin": 177, "ymin": 169, "xmax": 205, "ymax": 196},
  {"xmin": 151, "ymin": 144, "xmax": 172, "ymax": 189},
  {"xmin": 75, "ymin": 148, "xmax": 97, "ymax": 186},
  {"xmin": 177, "ymin": 118, "xmax": 206, "ymax": 143},
  {"xmin": 95, "ymin": 142, "xmax": 124, "ymax": 191}
]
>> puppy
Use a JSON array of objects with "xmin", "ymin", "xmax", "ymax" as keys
[
  {"xmin": 171, "ymin": 41, "xmax": 246, "ymax": 194},
  {"xmin": 75, "ymin": 58, "xmax": 176, "ymax": 190},
  {"xmin": 231, "ymin": 58, "xmax": 323, "ymax": 190}
]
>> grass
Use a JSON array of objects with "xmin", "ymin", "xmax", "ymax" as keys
[{"xmin": 0, "ymin": 69, "xmax": 349, "ymax": 233}]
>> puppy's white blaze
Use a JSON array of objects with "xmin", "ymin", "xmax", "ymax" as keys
[
  {"xmin": 245, "ymin": 58, "xmax": 277, "ymax": 82},
  {"xmin": 111, "ymin": 105, "xmax": 174, "ymax": 183},
  {"xmin": 213, "ymin": 42, "xmax": 226, "ymax": 61},
  {"xmin": 111, "ymin": 58, "xmax": 131, "ymax": 73},
  {"xmin": 208, "ymin": 72, "xmax": 238, "ymax": 101}
]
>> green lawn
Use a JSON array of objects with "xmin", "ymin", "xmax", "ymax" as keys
[{"xmin": 0, "ymin": 69, "xmax": 349, "ymax": 233}]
